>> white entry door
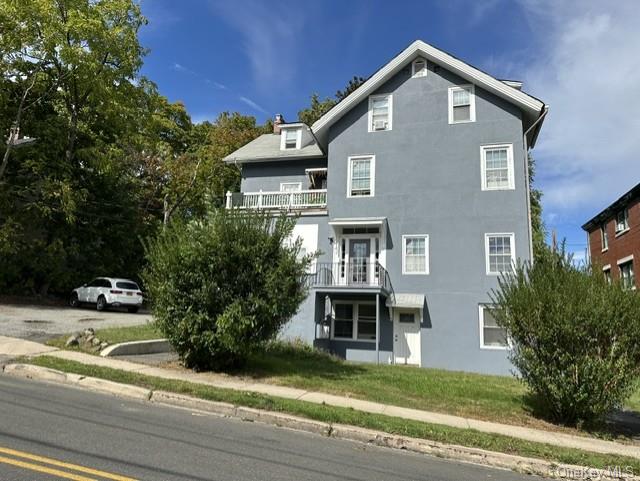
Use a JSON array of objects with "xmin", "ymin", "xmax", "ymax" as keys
[{"xmin": 393, "ymin": 310, "xmax": 421, "ymax": 366}]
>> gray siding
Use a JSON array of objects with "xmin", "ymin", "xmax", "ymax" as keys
[
  {"xmin": 238, "ymin": 60, "xmax": 531, "ymax": 376},
  {"xmin": 325, "ymin": 62, "xmax": 528, "ymax": 375}
]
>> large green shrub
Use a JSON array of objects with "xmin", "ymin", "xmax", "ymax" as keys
[
  {"xmin": 491, "ymin": 248, "xmax": 640, "ymax": 425},
  {"xmin": 142, "ymin": 209, "xmax": 312, "ymax": 370}
]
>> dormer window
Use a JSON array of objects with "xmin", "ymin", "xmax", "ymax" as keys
[
  {"xmin": 412, "ymin": 58, "xmax": 427, "ymax": 78},
  {"xmin": 280, "ymin": 128, "xmax": 301, "ymax": 150},
  {"xmin": 368, "ymin": 94, "xmax": 392, "ymax": 132}
]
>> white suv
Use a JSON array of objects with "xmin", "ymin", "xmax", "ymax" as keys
[{"xmin": 70, "ymin": 277, "xmax": 143, "ymax": 313}]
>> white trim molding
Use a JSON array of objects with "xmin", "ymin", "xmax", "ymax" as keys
[
  {"xmin": 347, "ymin": 154, "xmax": 375, "ymax": 198},
  {"xmin": 478, "ymin": 304, "xmax": 510, "ymax": 350},
  {"xmin": 279, "ymin": 182, "xmax": 302, "ymax": 192},
  {"xmin": 602, "ymin": 264, "xmax": 611, "ymax": 271},
  {"xmin": 485, "ymin": 232, "xmax": 516, "ymax": 276},
  {"xmin": 367, "ymin": 94, "xmax": 393, "ymax": 132},
  {"xmin": 617, "ymin": 254, "xmax": 634, "ymax": 265},
  {"xmin": 448, "ymin": 84, "xmax": 476, "ymax": 124},
  {"xmin": 480, "ymin": 143, "xmax": 515, "ymax": 191},
  {"xmin": 401, "ymin": 234, "xmax": 430, "ymax": 275}
]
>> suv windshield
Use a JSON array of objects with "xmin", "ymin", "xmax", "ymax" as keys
[{"xmin": 116, "ymin": 281, "xmax": 139, "ymax": 290}]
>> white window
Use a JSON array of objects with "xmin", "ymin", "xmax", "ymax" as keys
[
  {"xmin": 615, "ymin": 209, "xmax": 629, "ymax": 234},
  {"xmin": 603, "ymin": 265, "xmax": 612, "ymax": 284},
  {"xmin": 280, "ymin": 182, "xmax": 302, "ymax": 192},
  {"xmin": 368, "ymin": 94, "xmax": 392, "ymax": 132},
  {"xmin": 448, "ymin": 85, "xmax": 475, "ymax": 123},
  {"xmin": 601, "ymin": 224, "xmax": 608, "ymax": 251},
  {"xmin": 618, "ymin": 256, "xmax": 635, "ymax": 289},
  {"xmin": 332, "ymin": 302, "xmax": 376, "ymax": 341},
  {"xmin": 479, "ymin": 305, "xmax": 509, "ymax": 349},
  {"xmin": 481, "ymin": 144, "xmax": 514, "ymax": 191},
  {"xmin": 402, "ymin": 235, "xmax": 429, "ymax": 274},
  {"xmin": 347, "ymin": 155, "xmax": 375, "ymax": 197},
  {"xmin": 485, "ymin": 233, "xmax": 516, "ymax": 275},
  {"xmin": 412, "ymin": 58, "xmax": 427, "ymax": 78},
  {"xmin": 280, "ymin": 128, "xmax": 301, "ymax": 150}
]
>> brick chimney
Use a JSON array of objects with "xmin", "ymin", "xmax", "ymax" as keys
[{"xmin": 273, "ymin": 113, "xmax": 285, "ymax": 134}]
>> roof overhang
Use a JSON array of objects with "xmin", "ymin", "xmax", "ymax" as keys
[
  {"xmin": 328, "ymin": 217, "xmax": 387, "ymax": 228},
  {"xmin": 311, "ymin": 40, "xmax": 547, "ymax": 148}
]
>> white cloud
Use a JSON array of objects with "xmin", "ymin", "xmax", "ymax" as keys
[
  {"xmin": 211, "ymin": 0, "xmax": 306, "ymax": 90},
  {"xmin": 519, "ymin": 0, "xmax": 640, "ymax": 215},
  {"xmin": 239, "ymin": 96, "xmax": 268, "ymax": 115}
]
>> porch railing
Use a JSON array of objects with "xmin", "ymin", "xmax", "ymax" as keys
[
  {"xmin": 226, "ymin": 189, "xmax": 327, "ymax": 210},
  {"xmin": 308, "ymin": 262, "xmax": 394, "ymax": 293}
]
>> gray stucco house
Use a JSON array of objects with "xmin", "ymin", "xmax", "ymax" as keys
[{"xmin": 224, "ymin": 40, "xmax": 547, "ymax": 375}]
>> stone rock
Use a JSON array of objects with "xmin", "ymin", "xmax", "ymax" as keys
[
  {"xmin": 83, "ymin": 328, "xmax": 95, "ymax": 337},
  {"xmin": 91, "ymin": 337, "xmax": 101, "ymax": 346},
  {"xmin": 99, "ymin": 342, "xmax": 109, "ymax": 350},
  {"xmin": 65, "ymin": 336, "xmax": 79, "ymax": 347}
]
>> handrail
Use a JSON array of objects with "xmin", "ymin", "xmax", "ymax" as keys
[
  {"xmin": 226, "ymin": 189, "xmax": 327, "ymax": 210},
  {"xmin": 309, "ymin": 261, "xmax": 394, "ymax": 294}
]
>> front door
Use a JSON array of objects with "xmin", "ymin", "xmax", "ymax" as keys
[
  {"xmin": 393, "ymin": 310, "xmax": 421, "ymax": 365},
  {"xmin": 349, "ymin": 239, "xmax": 370, "ymax": 285}
]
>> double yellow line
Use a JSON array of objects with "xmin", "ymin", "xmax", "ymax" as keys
[{"xmin": 0, "ymin": 446, "xmax": 138, "ymax": 481}]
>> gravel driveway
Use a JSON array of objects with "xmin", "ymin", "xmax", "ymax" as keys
[{"xmin": 0, "ymin": 303, "xmax": 153, "ymax": 342}]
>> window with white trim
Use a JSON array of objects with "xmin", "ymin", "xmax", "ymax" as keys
[
  {"xmin": 412, "ymin": 58, "xmax": 427, "ymax": 78},
  {"xmin": 603, "ymin": 266, "xmax": 612, "ymax": 284},
  {"xmin": 620, "ymin": 260, "xmax": 635, "ymax": 290},
  {"xmin": 348, "ymin": 155, "xmax": 374, "ymax": 197},
  {"xmin": 280, "ymin": 182, "xmax": 302, "ymax": 192},
  {"xmin": 479, "ymin": 305, "xmax": 509, "ymax": 349},
  {"xmin": 601, "ymin": 224, "xmax": 608, "ymax": 250},
  {"xmin": 332, "ymin": 302, "xmax": 376, "ymax": 341},
  {"xmin": 402, "ymin": 235, "xmax": 429, "ymax": 274},
  {"xmin": 481, "ymin": 144, "xmax": 514, "ymax": 190},
  {"xmin": 616, "ymin": 208, "xmax": 629, "ymax": 233},
  {"xmin": 448, "ymin": 85, "xmax": 475, "ymax": 123},
  {"xmin": 485, "ymin": 233, "xmax": 515, "ymax": 275},
  {"xmin": 280, "ymin": 128, "xmax": 301, "ymax": 150},
  {"xmin": 368, "ymin": 94, "xmax": 392, "ymax": 132}
]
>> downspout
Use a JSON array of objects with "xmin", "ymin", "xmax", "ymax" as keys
[{"xmin": 522, "ymin": 105, "xmax": 549, "ymax": 261}]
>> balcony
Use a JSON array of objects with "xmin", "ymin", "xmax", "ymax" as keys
[
  {"xmin": 226, "ymin": 189, "xmax": 327, "ymax": 211},
  {"xmin": 308, "ymin": 262, "xmax": 394, "ymax": 295}
]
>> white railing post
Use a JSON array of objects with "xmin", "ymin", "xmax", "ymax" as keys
[
  {"xmin": 257, "ymin": 189, "xmax": 263, "ymax": 208},
  {"xmin": 225, "ymin": 191, "xmax": 232, "ymax": 209}
]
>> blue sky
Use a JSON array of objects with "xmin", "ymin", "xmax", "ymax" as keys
[{"xmin": 139, "ymin": 0, "xmax": 640, "ymax": 259}]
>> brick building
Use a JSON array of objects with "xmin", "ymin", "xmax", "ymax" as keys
[{"xmin": 582, "ymin": 182, "xmax": 640, "ymax": 289}]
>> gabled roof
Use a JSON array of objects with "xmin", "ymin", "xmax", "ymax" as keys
[
  {"xmin": 311, "ymin": 40, "xmax": 547, "ymax": 147},
  {"xmin": 223, "ymin": 132, "xmax": 324, "ymax": 164},
  {"xmin": 582, "ymin": 181, "xmax": 640, "ymax": 231}
]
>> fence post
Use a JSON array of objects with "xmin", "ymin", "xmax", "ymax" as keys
[
  {"xmin": 258, "ymin": 189, "xmax": 263, "ymax": 208},
  {"xmin": 225, "ymin": 191, "xmax": 232, "ymax": 209}
]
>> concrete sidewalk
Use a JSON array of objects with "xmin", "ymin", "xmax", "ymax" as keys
[{"xmin": 1, "ymin": 335, "xmax": 639, "ymax": 460}]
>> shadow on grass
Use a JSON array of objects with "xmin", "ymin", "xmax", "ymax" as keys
[{"xmin": 228, "ymin": 341, "xmax": 369, "ymax": 382}]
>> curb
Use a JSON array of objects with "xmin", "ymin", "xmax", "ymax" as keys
[
  {"xmin": 100, "ymin": 339, "xmax": 171, "ymax": 357},
  {"xmin": 3, "ymin": 363, "xmax": 637, "ymax": 481}
]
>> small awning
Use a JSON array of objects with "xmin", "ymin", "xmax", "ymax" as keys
[
  {"xmin": 328, "ymin": 217, "xmax": 387, "ymax": 227},
  {"xmin": 387, "ymin": 293, "xmax": 425, "ymax": 309}
]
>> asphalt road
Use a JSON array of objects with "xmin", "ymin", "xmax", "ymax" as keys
[
  {"xmin": 0, "ymin": 303, "xmax": 152, "ymax": 342},
  {"xmin": 0, "ymin": 375, "xmax": 543, "ymax": 481}
]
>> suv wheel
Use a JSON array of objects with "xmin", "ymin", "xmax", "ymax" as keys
[
  {"xmin": 96, "ymin": 295, "xmax": 107, "ymax": 312},
  {"xmin": 69, "ymin": 292, "xmax": 79, "ymax": 308}
]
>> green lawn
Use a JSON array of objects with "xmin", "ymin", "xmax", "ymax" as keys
[{"xmin": 26, "ymin": 355, "xmax": 640, "ymax": 473}]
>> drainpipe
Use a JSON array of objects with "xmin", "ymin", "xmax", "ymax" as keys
[
  {"xmin": 376, "ymin": 293, "xmax": 380, "ymax": 364},
  {"xmin": 522, "ymin": 106, "xmax": 549, "ymax": 262}
]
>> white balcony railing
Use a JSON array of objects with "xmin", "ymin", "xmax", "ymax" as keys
[{"xmin": 226, "ymin": 189, "xmax": 327, "ymax": 210}]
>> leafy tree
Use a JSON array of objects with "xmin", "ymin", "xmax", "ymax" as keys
[
  {"xmin": 298, "ymin": 76, "xmax": 366, "ymax": 126},
  {"xmin": 491, "ymin": 248, "xmax": 640, "ymax": 425},
  {"xmin": 142, "ymin": 209, "xmax": 312, "ymax": 370},
  {"xmin": 528, "ymin": 153, "xmax": 546, "ymax": 258}
]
